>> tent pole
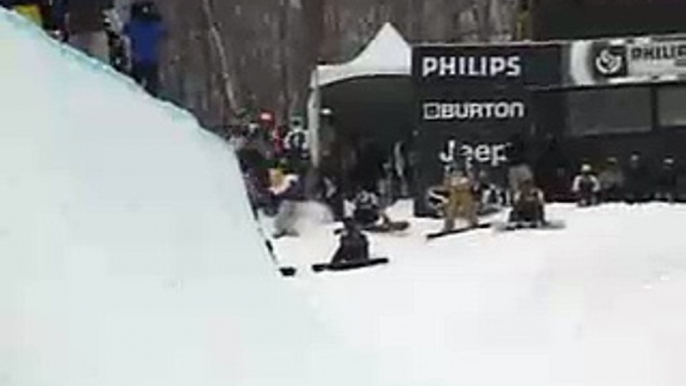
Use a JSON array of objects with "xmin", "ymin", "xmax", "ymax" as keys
[{"xmin": 307, "ymin": 70, "xmax": 322, "ymax": 168}]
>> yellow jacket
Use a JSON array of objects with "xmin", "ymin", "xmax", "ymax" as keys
[{"xmin": 13, "ymin": 4, "xmax": 44, "ymax": 27}]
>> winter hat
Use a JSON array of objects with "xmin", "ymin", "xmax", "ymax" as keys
[{"xmin": 581, "ymin": 164, "xmax": 592, "ymax": 173}]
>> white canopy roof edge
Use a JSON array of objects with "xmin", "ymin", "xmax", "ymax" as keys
[{"xmin": 310, "ymin": 22, "xmax": 412, "ymax": 89}]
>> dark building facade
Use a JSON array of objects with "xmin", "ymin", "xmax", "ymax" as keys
[
  {"xmin": 531, "ymin": 0, "xmax": 686, "ymax": 41},
  {"xmin": 413, "ymin": 35, "xmax": 686, "ymax": 215}
]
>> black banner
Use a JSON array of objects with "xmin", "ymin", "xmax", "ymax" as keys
[
  {"xmin": 413, "ymin": 44, "xmax": 562, "ymax": 88},
  {"xmin": 412, "ymin": 43, "xmax": 563, "ymax": 216}
]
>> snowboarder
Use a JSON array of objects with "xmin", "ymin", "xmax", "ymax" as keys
[
  {"xmin": 270, "ymin": 168, "xmax": 304, "ymax": 239},
  {"xmin": 473, "ymin": 169, "xmax": 505, "ymax": 216},
  {"xmin": 441, "ymin": 165, "xmax": 478, "ymax": 232},
  {"xmin": 509, "ymin": 178, "xmax": 546, "ymax": 226},
  {"xmin": 331, "ymin": 218, "xmax": 369, "ymax": 264},
  {"xmin": 352, "ymin": 190, "xmax": 386, "ymax": 227},
  {"xmin": 572, "ymin": 164, "xmax": 601, "ymax": 207},
  {"xmin": 655, "ymin": 157, "xmax": 678, "ymax": 203}
]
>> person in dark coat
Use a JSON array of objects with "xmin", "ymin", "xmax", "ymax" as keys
[
  {"xmin": 124, "ymin": 1, "xmax": 165, "ymax": 96},
  {"xmin": 352, "ymin": 140, "xmax": 385, "ymax": 193},
  {"xmin": 534, "ymin": 136, "xmax": 570, "ymax": 202},
  {"xmin": 331, "ymin": 218, "xmax": 369, "ymax": 264},
  {"xmin": 625, "ymin": 153, "xmax": 651, "ymax": 204},
  {"xmin": 655, "ymin": 157, "xmax": 678, "ymax": 203},
  {"xmin": 64, "ymin": 0, "xmax": 117, "ymax": 62}
]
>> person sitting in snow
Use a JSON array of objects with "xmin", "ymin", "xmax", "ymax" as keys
[
  {"xmin": 331, "ymin": 218, "xmax": 369, "ymax": 265},
  {"xmin": 473, "ymin": 169, "xmax": 505, "ymax": 216},
  {"xmin": 571, "ymin": 163, "xmax": 601, "ymax": 207},
  {"xmin": 352, "ymin": 189, "xmax": 392, "ymax": 228},
  {"xmin": 509, "ymin": 178, "xmax": 546, "ymax": 226}
]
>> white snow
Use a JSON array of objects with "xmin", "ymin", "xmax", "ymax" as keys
[
  {"xmin": 275, "ymin": 201, "xmax": 686, "ymax": 385},
  {"xmin": 7, "ymin": 7, "xmax": 686, "ymax": 386},
  {"xmin": 0, "ymin": 10, "xmax": 370, "ymax": 386}
]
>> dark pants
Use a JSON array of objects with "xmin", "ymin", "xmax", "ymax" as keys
[
  {"xmin": 331, "ymin": 235, "xmax": 369, "ymax": 264},
  {"xmin": 510, "ymin": 201, "xmax": 544, "ymax": 224},
  {"xmin": 131, "ymin": 62, "xmax": 160, "ymax": 96}
]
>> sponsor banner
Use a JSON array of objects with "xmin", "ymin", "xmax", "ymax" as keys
[
  {"xmin": 569, "ymin": 35, "xmax": 686, "ymax": 85},
  {"xmin": 413, "ymin": 44, "xmax": 562, "ymax": 87},
  {"xmin": 422, "ymin": 100, "xmax": 527, "ymax": 122}
]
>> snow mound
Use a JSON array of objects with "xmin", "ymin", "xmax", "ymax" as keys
[
  {"xmin": 277, "ymin": 202, "xmax": 686, "ymax": 385},
  {"xmin": 0, "ymin": 10, "xmax": 368, "ymax": 386}
]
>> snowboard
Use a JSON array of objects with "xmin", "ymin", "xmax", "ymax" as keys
[
  {"xmin": 265, "ymin": 239, "xmax": 297, "ymax": 277},
  {"xmin": 334, "ymin": 221, "xmax": 410, "ymax": 234},
  {"xmin": 426, "ymin": 222, "xmax": 492, "ymax": 240},
  {"xmin": 362, "ymin": 221, "xmax": 410, "ymax": 233},
  {"xmin": 311, "ymin": 257, "xmax": 390, "ymax": 273},
  {"xmin": 492, "ymin": 219, "xmax": 566, "ymax": 232},
  {"xmin": 278, "ymin": 267, "xmax": 297, "ymax": 277}
]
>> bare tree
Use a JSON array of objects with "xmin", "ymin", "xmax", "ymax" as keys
[{"xmin": 152, "ymin": 0, "xmax": 518, "ymax": 129}]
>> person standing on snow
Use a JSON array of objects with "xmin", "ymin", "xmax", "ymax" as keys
[
  {"xmin": 124, "ymin": 1, "xmax": 165, "ymax": 96},
  {"xmin": 598, "ymin": 157, "xmax": 624, "ymax": 202},
  {"xmin": 506, "ymin": 133, "xmax": 534, "ymax": 198},
  {"xmin": 270, "ymin": 167, "xmax": 304, "ymax": 239},
  {"xmin": 655, "ymin": 157, "xmax": 678, "ymax": 203},
  {"xmin": 571, "ymin": 163, "xmax": 601, "ymax": 207},
  {"xmin": 625, "ymin": 153, "xmax": 651, "ymax": 204},
  {"xmin": 64, "ymin": 0, "xmax": 119, "ymax": 63},
  {"xmin": 2, "ymin": 0, "xmax": 47, "ymax": 27},
  {"xmin": 440, "ymin": 164, "xmax": 478, "ymax": 232}
]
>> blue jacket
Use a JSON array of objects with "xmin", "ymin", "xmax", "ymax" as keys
[{"xmin": 124, "ymin": 18, "xmax": 164, "ymax": 64}]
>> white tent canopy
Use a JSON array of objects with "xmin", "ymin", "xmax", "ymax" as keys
[
  {"xmin": 308, "ymin": 23, "xmax": 411, "ymax": 166},
  {"xmin": 312, "ymin": 22, "xmax": 412, "ymax": 88}
]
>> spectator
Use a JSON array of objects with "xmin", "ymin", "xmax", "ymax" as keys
[
  {"xmin": 655, "ymin": 157, "xmax": 678, "ymax": 203},
  {"xmin": 506, "ymin": 133, "xmax": 534, "ymax": 198},
  {"xmin": 3, "ymin": 0, "xmax": 46, "ymax": 26},
  {"xmin": 625, "ymin": 153, "xmax": 651, "ymax": 204},
  {"xmin": 572, "ymin": 164, "xmax": 601, "ymax": 207},
  {"xmin": 441, "ymin": 164, "xmax": 478, "ymax": 232},
  {"xmin": 535, "ymin": 136, "xmax": 570, "ymax": 202},
  {"xmin": 270, "ymin": 167, "xmax": 305, "ymax": 239},
  {"xmin": 124, "ymin": 1, "xmax": 165, "ymax": 96},
  {"xmin": 64, "ymin": 0, "xmax": 118, "ymax": 63},
  {"xmin": 598, "ymin": 157, "xmax": 624, "ymax": 202}
]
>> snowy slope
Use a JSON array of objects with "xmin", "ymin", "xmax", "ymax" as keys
[
  {"xmin": 276, "ymin": 202, "xmax": 686, "ymax": 385},
  {"xmin": 0, "ymin": 10, "xmax": 371, "ymax": 386}
]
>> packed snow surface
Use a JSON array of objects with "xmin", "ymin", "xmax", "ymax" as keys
[
  {"xmin": 275, "ymin": 202, "xmax": 686, "ymax": 386},
  {"xmin": 6, "ymin": 7, "xmax": 686, "ymax": 386},
  {"xmin": 0, "ymin": 9, "xmax": 369, "ymax": 386}
]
